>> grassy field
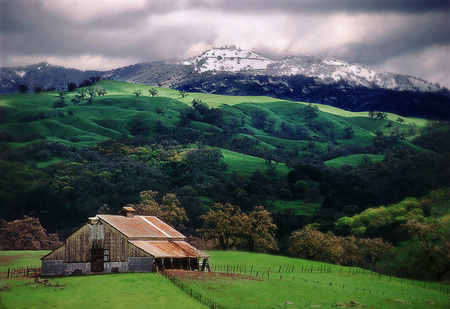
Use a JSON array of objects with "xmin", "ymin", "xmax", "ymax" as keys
[
  {"xmin": 200, "ymin": 251, "xmax": 450, "ymax": 308},
  {"xmin": 0, "ymin": 80, "xmax": 426, "ymax": 151},
  {"xmin": 220, "ymin": 148, "xmax": 291, "ymax": 178},
  {"xmin": 0, "ymin": 273, "xmax": 204, "ymax": 309},
  {"xmin": 1, "ymin": 250, "xmax": 448, "ymax": 309},
  {"xmin": 325, "ymin": 154, "xmax": 385, "ymax": 168},
  {"xmin": 0, "ymin": 251, "xmax": 49, "ymax": 272},
  {"xmin": 270, "ymin": 200, "xmax": 321, "ymax": 215}
]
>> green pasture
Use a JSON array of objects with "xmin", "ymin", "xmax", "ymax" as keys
[
  {"xmin": 325, "ymin": 154, "xmax": 385, "ymax": 168},
  {"xmin": 200, "ymin": 251, "xmax": 450, "ymax": 309},
  {"xmin": 0, "ymin": 273, "xmax": 203, "ymax": 309},
  {"xmin": 270, "ymin": 200, "xmax": 321, "ymax": 216},
  {"xmin": 0, "ymin": 251, "xmax": 49, "ymax": 273},
  {"xmin": 0, "ymin": 80, "xmax": 424, "ymax": 148},
  {"xmin": 220, "ymin": 148, "xmax": 291, "ymax": 178},
  {"xmin": 1, "ymin": 251, "xmax": 448, "ymax": 309}
]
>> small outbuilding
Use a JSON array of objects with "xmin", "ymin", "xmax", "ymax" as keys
[{"xmin": 42, "ymin": 207, "xmax": 209, "ymax": 275}]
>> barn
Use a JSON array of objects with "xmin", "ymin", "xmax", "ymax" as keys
[{"xmin": 41, "ymin": 207, "xmax": 209, "ymax": 275}]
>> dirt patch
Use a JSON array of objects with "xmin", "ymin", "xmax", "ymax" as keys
[
  {"xmin": 165, "ymin": 270, "xmax": 262, "ymax": 282},
  {"xmin": 0, "ymin": 255, "xmax": 21, "ymax": 264}
]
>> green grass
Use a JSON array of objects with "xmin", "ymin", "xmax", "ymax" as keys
[
  {"xmin": 1, "ymin": 251, "xmax": 448, "ymax": 309},
  {"xmin": 220, "ymin": 148, "xmax": 291, "ymax": 178},
  {"xmin": 325, "ymin": 154, "xmax": 385, "ymax": 168},
  {"xmin": 270, "ymin": 200, "xmax": 321, "ymax": 215},
  {"xmin": 1, "ymin": 80, "xmax": 425, "ymax": 149},
  {"xmin": 0, "ymin": 251, "xmax": 49, "ymax": 272},
  {"xmin": 0, "ymin": 274, "xmax": 203, "ymax": 309},
  {"xmin": 198, "ymin": 251, "xmax": 450, "ymax": 308}
]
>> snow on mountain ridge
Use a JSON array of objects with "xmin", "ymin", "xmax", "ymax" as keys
[
  {"xmin": 189, "ymin": 47, "xmax": 441, "ymax": 92},
  {"xmin": 193, "ymin": 46, "xmax": 274, "ymax": 73}
]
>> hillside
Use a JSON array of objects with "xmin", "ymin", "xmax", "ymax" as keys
[
  {"xmin": 2, "ymin": 47, "xmax": 449, "ymax": 120},
  {"xmin": 1, "ymin": 80, "xmax": 449, "ymax": 283},
  {"xmin": 1, "ymin": 251, "xmax": 449, "ymax": 309},
  {"xmin": 0, "ymin": 80, "xmax": 427, "ymax": 148}
]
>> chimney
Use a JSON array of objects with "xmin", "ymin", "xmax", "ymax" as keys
[{"xmin": 120, "ymin": 206, "xmax": 136, "ymax": 218}]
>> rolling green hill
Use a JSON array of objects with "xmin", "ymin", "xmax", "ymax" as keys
[
  {"xmin": 1, "ymin": 250, "xmax": 448, "ymax": 309},
  {"xmin": 0, "ymin": 80, "xmax": 426, "ymax": 151},
  {"xmin": 0, "ymin": 79, "xmax": 437, "ymax": 221}
]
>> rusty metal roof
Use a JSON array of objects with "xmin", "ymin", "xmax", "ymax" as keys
[
  {"xmin": 130, "ymin": 240, "xmax": 209, "ymax": 258},
  {"xmin": 98, "ymin": 215, "xmax": 185, "ymax": 239}
]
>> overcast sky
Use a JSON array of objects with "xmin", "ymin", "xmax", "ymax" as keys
[{"xmin": 1, "ymin": 0, "xmax": 449, "ymax": 87}]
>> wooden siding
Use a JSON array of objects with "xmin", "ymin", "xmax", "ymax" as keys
[{"xmin": 43, "ymin": 221, "xmax": 150, "ymax": 263}]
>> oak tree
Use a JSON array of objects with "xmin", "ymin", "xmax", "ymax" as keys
[
  {"xmin": 241, "ymin": 206, "xmax": 278, "ymax": 252},
  {"xmin": 197, "ymin": 203, "xmax": 244, "ymax": 250}
]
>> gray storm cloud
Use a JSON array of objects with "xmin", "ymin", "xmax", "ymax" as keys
[{"xmin": 1, "ymin": 0, "xmax": 449, "ymax": 87}]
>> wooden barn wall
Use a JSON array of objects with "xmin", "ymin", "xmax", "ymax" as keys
[{"xmin": 43, "ymin": 221, "xmax": 150, "ymax": 263}]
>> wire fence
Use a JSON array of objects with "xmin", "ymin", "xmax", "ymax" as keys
[
  {"xmin": 164, "ymin": 271, "xmax": 225, "ymax": 309},
  {"xmin": 210, "ymin": 263, "xmax": 450, "ymax": 294},
  {"xmin": 5, "ymin": 266, "xmax": 41, "ymax": 278}
]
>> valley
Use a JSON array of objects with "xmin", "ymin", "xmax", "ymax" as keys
[{"xmin": 0, "ymin": 80, "xmax": 449, "ymax": 285}]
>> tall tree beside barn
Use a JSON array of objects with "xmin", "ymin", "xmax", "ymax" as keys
[
  {"xmin": 0, "ymin": 216, "xmax": 61, "ymax": 250},
  {"xmin": 197, "ymin": 203, "xmax": 244, "ymax": 250},
  {"xmin": 289, "ymin": 225, "xmax": 337, "ymax": 260},
  {"xmin": 241, "ymin": 206, "xmax": 278, "ymax": 252},
  {"xmin": 133, "ymin": 190, "xmax": 187, "ymax": 229}
]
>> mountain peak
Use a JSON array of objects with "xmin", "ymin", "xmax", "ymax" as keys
[
  {"xmin": 191, "ymin": 46, "xmax": 273, "ymax": 73},
  {"xmin": 187, "ymin": 47, "xmax": 442, "ymax": 92}
]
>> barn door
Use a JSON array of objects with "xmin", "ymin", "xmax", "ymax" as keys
[{"xmin": 91, "ymin": 249, "xmax": 104, "ymax": 272}]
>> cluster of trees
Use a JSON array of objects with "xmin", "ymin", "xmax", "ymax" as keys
[
  {"xmin": 129, "ymin": 190, "xmax": 188, "ymax": 229},
  {"xmin": 289, "ymin": 225, "xmax": 393, "ymax": 270},
  {"xmin": 179, "ymin": 99, "xmax": 224, "ymax": 127},
  {"xmin": 1, "ymin": 90, "xmax": 449, "ymax": 281},
  {"xmin": 132, "ymin": 87, "xmax": 159, "ymax": 98},
  {"xmin": 401, "ymin": 219, "xmax": 450, "ymax": 281},
  {"xmin": 197, "ymin": 203, "xmax": 278, "ymax": 252},
  {"xmin": 0, "ymin": 216, "xmax": 62, "ymax": 250}
]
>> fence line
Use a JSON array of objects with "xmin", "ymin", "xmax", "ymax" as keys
[
  {"xmin": 164, "ymin": 271, "xmax": 225, "ymax": 309},
  {"xmin": 210, "ymin": 263, "xmax": 450, "ymax": 295},
  {"xmin": 6, "ymin": 266, "xmax": 42, "ymax": 278}
]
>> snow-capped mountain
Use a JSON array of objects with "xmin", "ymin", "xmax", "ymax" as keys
[
  {"xmin": 187, "ymin": 47, "xmax": 441, "ymax": 93},
  {"xmin": 1, "ymin": 46, "xmax": 449, "ymax": 119},
  {"xmin": 192, "ymin": 46, "xmax": 274, "ymax": 73},
  {"xmin": 267, "ymin": 55, "xmax": 440, "ymax": 92}
]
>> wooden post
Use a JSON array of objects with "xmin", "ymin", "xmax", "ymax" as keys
[{"xmin": 7, "ymin": 268, "xmax": 10, "ymax": 278}]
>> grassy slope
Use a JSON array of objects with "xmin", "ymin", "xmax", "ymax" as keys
[
  {"xmin": 0, "ymin": 274, "xmax": 203, "ymax": 309},
  {"xmin": 0, "ymin": 80, "xmax": 426, "ymax": 150},
  {"xmin": 201, "ymin": 251, "xmax": 449, "ymax": 308},
  {"xmin": 1, "ymin": 251, "xmax": 448, "ymax": 309},
  {"xmin": 220, "ymin": 148, "xmax": 291, "ymax": 178},
  {"xmin": 0, "ymin": 251, "xmax": 49, "ymax": 272},
  {"xmin": 325, "ymin": 154, "xmax": 385, "ymax": 168}
]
